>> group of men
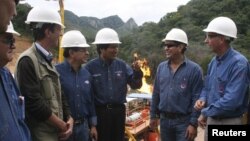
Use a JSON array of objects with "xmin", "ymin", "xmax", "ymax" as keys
[
  {"xmin": 0, "ymin": 1, "xmax": 249, "ymax": 141},
  {"xmin": 149, "ymin": 17, "xmax": 250, "ymax": 141},
  {"xmin": 0, "ymin": 0, "xmax": 31, "ymax": 141},
  {"xmin": 1, "ymin": 2, "xmax": 142, "ymax": 141}
]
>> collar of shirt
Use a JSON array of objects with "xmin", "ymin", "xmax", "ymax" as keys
[
  {"xmin": 0, "ymin": 67, "xmax": 12, "ymax": 80},
  {"xmin": 167, "ymin": 57, "xmax": 188, "ymax": 66},
  {"xmin": 35, "ymin": 42, "xmax": 54, "ymax": 62},
  {"xmin": 63, "ymin": 60, "xmax": 81, "ymax": 73},
  {"xmin": 216, "ymin": 47, "xmax": 232, "ymax": 62},
  {"xmin": 98, "ymin": 57, "xmax": 116, "ymax": 67}
]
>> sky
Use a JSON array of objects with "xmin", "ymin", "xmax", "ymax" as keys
[{"xmin": 21, "ymin": 0, "xmax": 190, "ymax": 25}]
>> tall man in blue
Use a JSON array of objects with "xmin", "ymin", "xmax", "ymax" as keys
[
  {"xmin": 0, "ymin": 22, "xmax": 31, "ymax": 141},
  {"xmin": 150, "ymin": 28, "xmax": 203, "ymax": 141},
  {"xmin": 85, "ymin": 27, "xmax": 143, "ymax": 141},
  {"xmin": 56, "ymin": 30, "xmax": 98, "ymax": 141},
  {"xmin": 194, "ymin": 16, "xmax": 250, "ymax": 141}
]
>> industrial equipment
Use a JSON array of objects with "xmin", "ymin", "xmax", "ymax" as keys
[{"xmin": 125, "ymin": 93, "xmax": 156, "ymax": 141}]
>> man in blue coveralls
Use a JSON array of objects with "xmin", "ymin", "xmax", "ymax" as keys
[{"xmin": 0, "ymin": 21, "xmax": 31, "ymax": 141}]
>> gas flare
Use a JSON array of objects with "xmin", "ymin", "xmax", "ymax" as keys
[{"xmin": 133, "ymin": 53, "xmax": 153, "ymax": 94}]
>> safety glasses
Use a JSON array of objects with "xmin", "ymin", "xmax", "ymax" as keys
[
  {"xmin": 163, "ymin": 43, "xmax": 180, "ymax": 49},
  {"xmin": 0, "ymin": 37, "xmax": 15, "ymax": 48}
]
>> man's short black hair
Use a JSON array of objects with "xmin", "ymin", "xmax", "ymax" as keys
[
  {"xmin": 30, "ymin": 23, "xmax": 57, "ymax": 41},
  {"xmin": 96, "ymin": 44, "xmax": 109, "ymax": 55},
  {"xmin": 63, "ymin": 47, "xmax": 82, "ymax": 58}
]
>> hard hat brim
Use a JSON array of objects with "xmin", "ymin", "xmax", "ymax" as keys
[
  {"xmin": 61, "ymin": 44, "xmax": 90, "ymax": 48},
  {"xmin": 25, "ymin": 20, "xmax": 65, "ymax": 28},
  {"xmin": 92, "ymin": 41, "xmax": 122, "ymax": 44}
]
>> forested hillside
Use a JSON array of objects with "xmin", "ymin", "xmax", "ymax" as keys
[
  {"xmin": 119, "ymin": 0, "xmax": 250, "ymax": 80},
  {"xmin": 13, "ymin": 0, "xmax": 250, "ymax": 81}
]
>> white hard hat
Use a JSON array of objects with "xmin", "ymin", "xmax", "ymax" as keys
[
  {"xmin": 162, "ymin": 28, "xmax": 188, "ymax": 45},
  {"xmin": 25, "ymin": 7, "xmax": 65, "ymax": 28},
  {"xmin": 203, "ymin": 16, "xmax": 237, "ymax": 38},
  {"xmin": 61, "ymin": 30, "xmax": 90, "ymax": 48},
  {"xmin": 92, "ymin": 28, "xmax": 121, "ymax": 44},
  {"xmin": 6, "ymin": 21, "xmax": 20, "ymax": 36}
]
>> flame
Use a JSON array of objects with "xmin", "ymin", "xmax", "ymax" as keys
[{"xmin": 134, "ymin": 55, "xmax": 153, "ymax": 94}]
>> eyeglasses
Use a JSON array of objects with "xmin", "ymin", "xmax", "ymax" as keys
[
  {"xmin": 0, "ymin": 38, "xmax": 15, "ymax": 48},
  {"xmin": 77, "ymin": 49, "xmax": 88, "ymax": 53},
  {"xmin": 163, "ymin": 43, "xmax": 179, "ymax": 49}
]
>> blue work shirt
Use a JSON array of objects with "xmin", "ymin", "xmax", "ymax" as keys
[
  {"xmin": 200, "ymin": 47, "xmax": 249, "ymax": 118},
  {"xmin": 85, "ymin": 57, "xmax": 143, "ymax": 105},
  {"xmin": 56, "ymin": 60, "xmax": 97, "ymax": 126},
  {"xmin": 0, "ymin": 67, "xmax": 31, "ymax": 141},
  {"xmin": 150, "ymin": 58, "xmax": 203, "ymax": 125}
]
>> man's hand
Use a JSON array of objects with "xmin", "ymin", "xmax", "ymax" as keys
[
  {"xmin": 149, "ymin": 119, "xmax": 159, "ymax": 131},
  {"xmin": 185, "ymin": 125, "xmax": 197, "ymax": 141},
  {"xmin": 198, "ymin": 114, "xmax": 207, "ymax": 129},
  {"xmin": 58, "ymin": 117, "xmax": 74, "ymax": 141},
  {"xmin": 131, "ymin": 60, "xmax": 141, "ymax": 71},
  {"xmin": 48, "ymin": 113, "xmax": 67, "ymax": 132},
  {"xmin": 194, "ymin": 100, "xmax": 205, "ymax": 110},
  {"xmin": 90, "ymin": 126, "xmax": 98, "ymax": 141}
]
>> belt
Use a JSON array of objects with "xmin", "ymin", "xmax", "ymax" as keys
[
  {"xmin": 74, "ymin": 117, "xmax": 85, "ymax": 125},
  {"xmin": 96, "ymin": 104, "xmax": 124, "ymax": 110},
  {"xmin": 160, "ymin": 112, "xmax": 189, "ymax": 119}
]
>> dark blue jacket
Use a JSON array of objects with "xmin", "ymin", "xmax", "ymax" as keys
[
  {"xmin": 85, "ymin": 57, "xmax": 143, "ymax": 105},
  {"xmin": 56, "ymin": 60, "xmax": 97, "ymax": 126},
  {"xmin": 0, "ymin": 67, "xmax": 31, "ymax": 141}
]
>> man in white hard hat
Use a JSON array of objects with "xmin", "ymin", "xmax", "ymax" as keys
[
  {"xmin": 15, "ymin": 7, "xmax": 73, "ymax": 141},
  {"xmin": 0, "ymin": 21, "xmax": 31, "ymax": 141},
  {"xmin": 150, "ymin": 28, "xmax": 203, "ymax": 141},
  {"xmin": 0, "ymin": 0, "xmax": 19, "ymax": 33},
  {"xmin": 56, "ymin": 30, "xmax": 98, "ymax": 141},
  {"xmin": 194, "ymin": 16, "xmax": 250, "ymax": 141},
  {"xmin": 85, "ymin": 27, "xmax": 143, "ymax": 141}
]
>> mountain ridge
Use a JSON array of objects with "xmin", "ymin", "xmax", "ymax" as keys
[{"xmin": 64, "ymin": 10, "xmax": 138, "ymax": 39}]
